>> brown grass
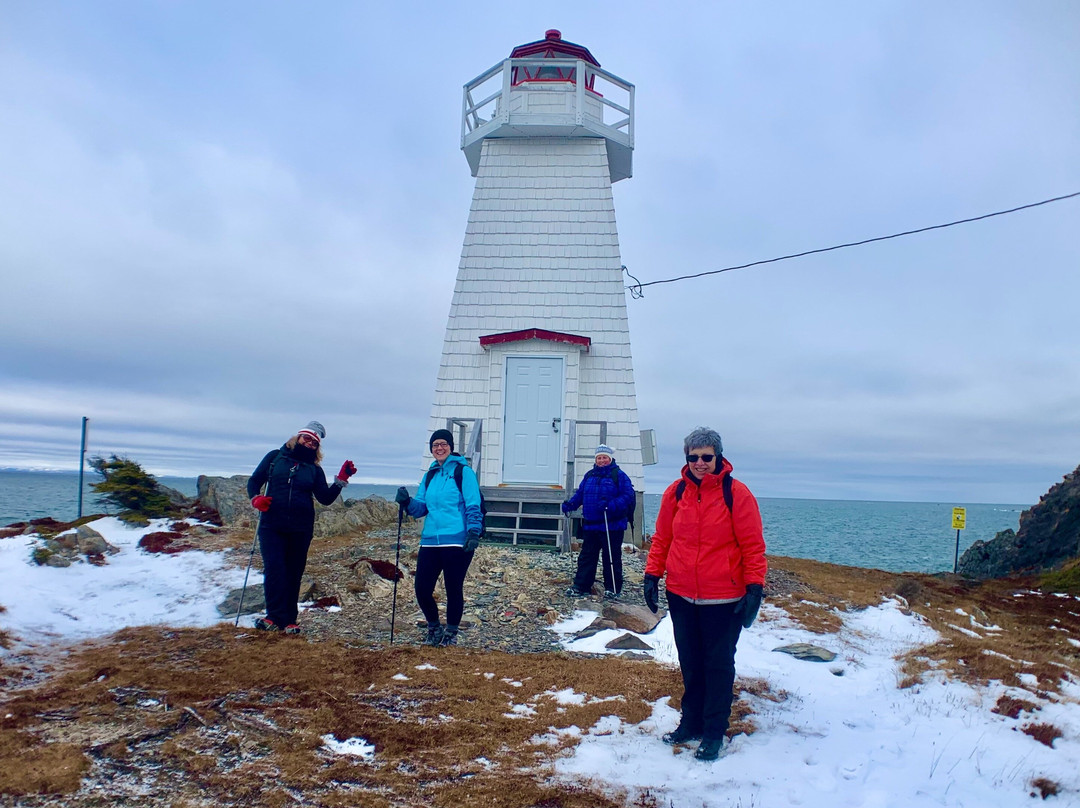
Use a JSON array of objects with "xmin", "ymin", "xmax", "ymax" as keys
[
  {"xmin": 992, "ymin": 694, "xmax": 1039, "ymax": 719},
  {"xmin": 1022, "ymin": 722, "xmax": 1063, "ymax": 748},
  {"xmin": 0, "ymin": 625, "xmax": 707, "ymax": 804},
  {"xmin": 1031, "ymin": 777, "xmax": 1061, "ymax": 799}
]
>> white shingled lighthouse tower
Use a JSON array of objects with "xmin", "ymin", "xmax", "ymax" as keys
[{"xmin": 428, "ymin": 30, "xmax": 652, "ymax": 548}]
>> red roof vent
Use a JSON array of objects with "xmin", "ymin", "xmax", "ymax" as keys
[{"xmin": 546, "ymin": 29, "xmax": 561, "ymax": 40}]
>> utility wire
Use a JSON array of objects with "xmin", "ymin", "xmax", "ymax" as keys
[{"xmin": 626, "ymin": 190, "xmax": 1080, "ymax": 298}]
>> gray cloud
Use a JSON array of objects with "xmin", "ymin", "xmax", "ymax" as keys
[{"xmin": 2, "ymin": 2, "xmax": 1078, "ymax": 504}]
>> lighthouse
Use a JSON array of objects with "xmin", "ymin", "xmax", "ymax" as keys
[{"xmin": 428, "ymin": 30, "xmax": 651, "ymax": 548}]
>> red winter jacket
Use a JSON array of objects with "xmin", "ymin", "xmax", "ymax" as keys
[{"xmin": 645, "ymin": 459, "xmax": 767, "ymax": 602}]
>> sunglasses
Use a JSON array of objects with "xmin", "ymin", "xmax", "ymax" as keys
[
  {"xmin": 431, "ymin": 441, "xmax": 451, "ymax": 449},
  {"xmin": 686, "ymin": 453, "xmax": 715, "ymax": 463}
]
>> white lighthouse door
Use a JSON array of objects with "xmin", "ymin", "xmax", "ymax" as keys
[{"xmin": 502, "ymin": 356, "xmax": 564, "ymax": 484}]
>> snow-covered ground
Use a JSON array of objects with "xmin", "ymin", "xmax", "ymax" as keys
[
  {"xmin": 551, "ymin": 604, "xmax": 1080, "ymax": 806},
  {"xmin": 2, "ymin": 517, "xmax": 1078, "ymax": 806},
  {"xmin": 0, "ymin": 517, "xmax": 251, "ymax": 649}
]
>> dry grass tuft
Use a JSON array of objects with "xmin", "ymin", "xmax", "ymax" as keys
[
  {"xmin": 1030, "ymin": 776, "xmax": 1061, "ymax": 799},
  {"xmin": 992, "ymin": 694, "xmax": 1039, "ymax": 719},
  {"xmin": 1022, "ymin": 722, "xmax": 1063, "ymax": 748}
]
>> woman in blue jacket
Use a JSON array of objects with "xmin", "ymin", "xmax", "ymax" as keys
[
  {"xmin": 562, "ymin": 444, "xmax": 636, "ymax": 599},
  {"xmin": 396, "ymin": 429, "xmax": 482, "ymax": 646},
  {"xmin": 247, "ymin": 421, "xmax": 355, "ymax": 634}
]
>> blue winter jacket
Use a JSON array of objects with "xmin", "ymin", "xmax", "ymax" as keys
[
  {"xmin": 404, "ymin": 453, "xmax": 483, "ymax": 548},
  {"xmin": 564, "ymin": 461, "xmax": 636, "ymax": 531}
]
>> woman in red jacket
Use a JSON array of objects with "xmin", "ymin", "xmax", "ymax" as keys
[{"xmin": 643, "ymin": 427, "xmax": 767, "ymax": 761}]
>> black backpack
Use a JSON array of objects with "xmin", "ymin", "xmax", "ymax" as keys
[
  {"xmin": 674, "ymin": 473, "xmax": 734, "ymax": 513},
  {"xmin": 423, "ymin": 459, "xmax": 488, "ymax": 537}
]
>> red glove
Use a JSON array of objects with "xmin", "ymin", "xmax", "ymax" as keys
[
  {"xmin": 338, "ymin": 460, "xmax": 357, "ymax": 480},
  {"xmin": 251, "ymin": 495, "xmax": 272, "ymax": 512}
]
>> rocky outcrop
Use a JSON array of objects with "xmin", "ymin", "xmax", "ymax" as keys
[
  {"xmin": 958, "ymin": 464, "xmax": 1080, "ymax": 579},
  {"xmin": 196, "ymin": 475, "xmax": 399, "ymax": 536},
  {"xmin": 197, "ymin": 475, "xmax": 255, "ymax": 527}
]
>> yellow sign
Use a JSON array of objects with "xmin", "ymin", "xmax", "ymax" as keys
[{"xmin": 952, "ymin": 507, "xmax": 967, "ymax": 530}]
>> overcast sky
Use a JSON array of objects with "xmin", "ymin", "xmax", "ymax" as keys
[{"xmin": 2, "ymin": 2, "xmax": 1078, "ymax": 504}]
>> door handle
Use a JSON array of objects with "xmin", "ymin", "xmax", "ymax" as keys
[{"xmin": 552, "ymin": 417, "xmax": 561, "ymax": 433}]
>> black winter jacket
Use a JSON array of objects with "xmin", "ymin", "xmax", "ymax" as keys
[{"xmin": 247, "ymin": 444, "xmax": 343, "ymax": 532}]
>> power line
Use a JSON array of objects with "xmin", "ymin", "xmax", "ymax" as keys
[{"xmin": 626, "ymin": 190, "xmax": 1080, "ymax": 298}]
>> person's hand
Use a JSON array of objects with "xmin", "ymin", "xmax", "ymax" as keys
[
  {"xmin": 251, "ymin": 495, "xmax": 272, "ymax": 513},
  {"xmin": 561, "ymin": 500, "xmax": 572, "ymax": 514},
  {"xmin": 464, "ymin": 530, "xmax": 481, "ymax": 552},
  {"xmin": 395, "ymin": 486, "xmax": 411, "ymax": 507},
  {"xmin": 734, "ymin": 583, "xmax": 764, "ymax": 628},
  {"xmin": 643, "ymin": 574, "xmax": 660, "ymax": 614},
  {"xmin": 338, "ymin": 460, "xmax": 356, "ymax": 480}
]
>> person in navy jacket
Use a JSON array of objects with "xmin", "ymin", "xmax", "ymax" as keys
[
  {"xmin": 247, "ymin": 421, "xmax": 356, "ymax": 634},
  {"xmin": 396, "ymin": 429, "xmax": 482, "ymax": 647},
  {"xmin": 562, "ymin": 444, "xmax": 636, "ymax": 599}
]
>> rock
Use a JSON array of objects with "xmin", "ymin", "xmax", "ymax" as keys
[
  {"xmin": 197, "ymin": 475, "xmax": 255, "ymax": 527},
  {"xmin": 958, "ymin": 465, "xmax": 1080, "ymax": 578},
  {"xmin": 217, "ymin": 585, "xmax": 266, "ymax": 617},
  {"xmin": 75, "ymin": 525, "xmax": 119, "ymax": 556},
  {"xmin": 45, "ymin": 554, "xmax": 73, "ymax": 568},
  {"xmin": 574, "ymin": 617, "xmax": 617, "ymax": 639},
  {"xmin": 49, "ymin": 532, "xmax": 79, "ymax": 552},
  {"xmin": 601, "ymin": 601, "xmax": 664, "ymax": 634},
  {"xmin": 604, "ymin": 633, "xmax": 653, "ymax": 650},
  {"xmin": 773, "ymin": 643, "xmax": 837, "ymax": 662},
  {"xmin": 197, "ymin": 475, "xmax": 399, "ymax": 537},
  {"xmin": 158, "ymin": 483, "xmax": 194, "ymax": 508}
]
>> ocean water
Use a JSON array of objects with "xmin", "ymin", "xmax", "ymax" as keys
[{"xmin": 0, "ymin": 471, "xmax": 1024, "ymax": 574}]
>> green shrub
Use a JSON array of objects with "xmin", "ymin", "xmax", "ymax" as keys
[
  {"xmin": 1040, "ymin": 558, "xmax": 1080, "ymax": 595},
  {"xmin": 89, "ymin": 455, "xmax": 176, "ymax": 522},
  {"xmin": 31, "ymin": 546, "xmax": 52, "ymax": 566}
]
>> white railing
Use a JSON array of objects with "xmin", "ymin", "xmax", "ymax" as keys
[{"xmin": 461, "ymin": 57, "xmax": 634, "ymax": 147}]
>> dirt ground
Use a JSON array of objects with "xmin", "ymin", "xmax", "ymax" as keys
[{"xmin": 1, "ymin": 523, "xmax": 1078, "ymax": 807}]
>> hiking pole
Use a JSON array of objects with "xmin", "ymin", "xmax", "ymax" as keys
[
  {"xmin": 235, "ymin": 493, "xmax": 264, "ymax": 627},
  {"xmin": 390, "ymin": 504, "xmax": 403, "ymax": 644},
  {"xmin": 603, "ymin": 508, "xmax": 617, "ymax": 596}
]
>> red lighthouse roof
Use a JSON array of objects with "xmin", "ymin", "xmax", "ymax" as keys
[{"xmin": 509, "ymin": 29, "xmax": 600, "ymax": 67}]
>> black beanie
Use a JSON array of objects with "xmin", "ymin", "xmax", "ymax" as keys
[{"xmin": 429, "ymin": 429, "xmax": 454, "ymax": 451}]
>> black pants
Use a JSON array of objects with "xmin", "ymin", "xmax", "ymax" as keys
[
  {"xmin": 573, "ymin": 526, "xmax": 624, "ymax": 595},
  {"xmin": 414, "ymin": 545, "xmax": 475, "ymax": 627},
  {"xmin": 667, "ymin": 592, "xmax": 742, "ymax": 741},
  {"xmin": 258, "ymin": 523, "xmax": 313, "ymax": 627}
]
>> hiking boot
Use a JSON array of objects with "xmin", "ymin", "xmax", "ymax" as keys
[
  {"xmin": 662, "ymin": 724, "xmax": 702, "ymax": 745},
  {"xmin": 565, "ymin": 586, "xmax": 587, "ymax": 598},
  {"xmin": 694, "ymin": 738, "xmax": 722, "ymax": 761},
  {"xmin": 254, "ymin": 618, "xmax": 280, "ymax": 632},
  {"xmin": 283, "ymin": 624, "xmax": 301, "ymax": 635},
  {"xmin": 424, "ymin": 624, "xmax": 444, "ymax": 646},
  {"xmin": 603, "ymin": 590, "xmax": 620, "ymax": 600},
  {"xmin": 439, "ymin": 626, "xmax": 459, "ymax": 647}
]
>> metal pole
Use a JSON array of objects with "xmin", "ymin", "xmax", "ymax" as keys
[
  {"xmin": 390, "ymin": 505, "xmax": 403, "ymax": 644},
  {"xmin": 234, "ymin": 513, "xmax": 262, "ymax": 626},
  {"xmin": 603, "ymin": 509, "xmax": 617, "ymax": 596},
  {"xmin": 953, "ymin": 529, "xmax": 960, "ymax": 574},
  {"xmin": 77, "ymin": 417, "xmax": 88, "ymax": 518}
]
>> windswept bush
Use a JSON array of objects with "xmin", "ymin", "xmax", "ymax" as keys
[{"xmin": 89, "ymin": 455, "xmax": 176, "ymax": 523}]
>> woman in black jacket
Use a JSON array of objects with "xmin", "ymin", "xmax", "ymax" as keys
[{"xmin": 247, "ymin": 421, "xmax": 355, "ymax": 634}]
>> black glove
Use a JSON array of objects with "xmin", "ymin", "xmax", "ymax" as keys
[
  {"xmin": 463, "ymin": 530, "xmax": 481, "ymax": 552},
  {"xmin": 395, "ymin": 486, "xmax": 410, "ymax": 507},
  {"xmin": 643, "ymin": 574, "xmax": 660, "ymax": 614},
  {"xmin": 734, "ymin": 583, "xmax": 764, "ymax": 628},
  {"xmin": 560, "ymin": 500, "xmax": 572, "ymax": 514}
]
